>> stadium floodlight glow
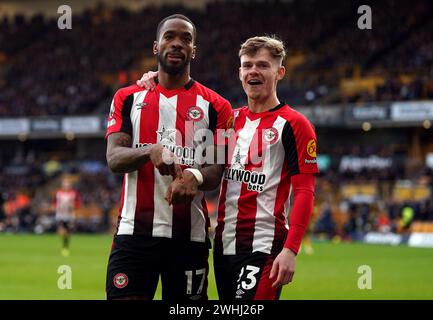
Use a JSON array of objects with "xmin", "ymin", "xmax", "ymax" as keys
[
  {"xmin": 423, "ymin": 120, "xmax": 431, "ymax": 129},
  {"xmin": 362, "ymin": 122, "xmax": 372, "ymax": 132}
]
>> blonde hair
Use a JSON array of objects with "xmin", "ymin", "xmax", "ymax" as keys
[{"xmin": 239, "ymin": 35, "xmax": 286, "ymax": 65}]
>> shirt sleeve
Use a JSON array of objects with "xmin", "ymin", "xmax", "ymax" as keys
[
  {"xmin": 282, "ymin": 116, "xmax": 319, "ymax": 175},
  {"xmin": 284, "ymin": 173, "xmax": 315, "ymax": 254},
  {"xmin": 105, "ymin": 89, "xmax": 134, "ymax": 139}
]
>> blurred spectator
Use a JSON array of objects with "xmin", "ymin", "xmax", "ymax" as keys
[
  {"xmin": 398, "ymin": 203, "xmax": 415, "ymax": 232},
  {"xmin": 377, "ymin": 212, "xmax": 391, "ymax": 233},
  {"xmin": 344, "ymin": 203, "xmax": 365, "ymax": 241},
  {"xmin": 43, "ymin": 157, "xmax": 62, "ymax": 177},
  {"xmin": 313, "ymin": 202, "xmax": 336, "ymax": 239}
]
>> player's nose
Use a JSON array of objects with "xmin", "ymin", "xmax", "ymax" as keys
[
  {"xmin": 248, "ymin": 67, "xmax": 260, "ymax": 76},
  {"xmin": 170, "ymin": 37, "xmax": 184, "ymax": 49}
]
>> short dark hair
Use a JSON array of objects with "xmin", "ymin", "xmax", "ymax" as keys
[{"xmin": 156, "ymin": 14, "xmax": 197, "ymax": 43}]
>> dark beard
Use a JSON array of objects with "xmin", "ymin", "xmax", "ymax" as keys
[{"xmin": 157, "ymin": 52, "xmax": 190, "ymax": 75}]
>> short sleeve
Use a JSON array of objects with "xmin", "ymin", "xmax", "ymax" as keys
[
  {"xmin": 282, "ymin": 117, "xmax": 319, "ymax": 175},
  {"xmin": 105, "ymin": 89, "xmax": 134, "ymax": 139}
]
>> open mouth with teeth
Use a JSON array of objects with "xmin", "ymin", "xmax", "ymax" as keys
[{"xmin": 247, "ymin": 79, "xmax": 263, "ymax": 85}]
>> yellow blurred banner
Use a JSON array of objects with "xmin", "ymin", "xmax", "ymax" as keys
[{"xmin": 393, "ymin": 183, "xmax": 431, "ymax": 202}]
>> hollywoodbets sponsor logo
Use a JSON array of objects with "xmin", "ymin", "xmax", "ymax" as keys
[
  {"xmin": 224, "ymin": 168, "xmax": 266, "ymax": 192},
  {"xmin": 135, "ymin": 143, "xmax": 195, "ymax": 166},
  {"xmin": 224, "ymin": 149, "xmax": 266, "ymax": 192}
]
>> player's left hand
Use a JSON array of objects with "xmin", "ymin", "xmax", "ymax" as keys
[
  {"xmin": 136, "ymin": 71, "xmax": 158, "ymax": 90},
  {"xmin": 269, "ymin": 248, "xmax": 296, "ymax": 288},
  {"xmin": 165, "ymin": 170, "xmax": 199, "ymax": 205}
]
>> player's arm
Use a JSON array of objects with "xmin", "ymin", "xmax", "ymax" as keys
[
  {"xmin": 199, "ymin": 163, "xmax": 225, "ymax": 191},
  {"xmin": 285, "ymin": 173, "xmax": 315, "ymax": 254},
  {"xmin": 280, "ymin": 116, "xmax": 318, "ymax": 254},
  {"xmin": 107, "ymin": 132, "xmax": 181, "ymax": 177},
  {"xmin": 165, "ymin": 161, "xmax": 225, "ymax": 205},
  {"xmin": 106, "ymin": 132, "xmax": 152, "ymax": 174},
  {"xmin": 270, "ymin": 115, "xmax": 318, "ymax": 288},
  {"xmin": 166, "ymin": 95, "xmax": 233, "ymax": 204},
  {"xmin": 270, "ymin": 173, "xmax": 315, "ymax": 288},
  {"xmin": 106, "ymin": 85, "xmax": 182, "ymax": 177}
]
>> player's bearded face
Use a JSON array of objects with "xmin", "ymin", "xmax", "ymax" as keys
[
  {"xmin": 157, "ymin": 49, "xmax": 191, "ymax": 75},
  {"xmin": 155, "ymin": 19, "xmax": 195, "ymax": 76}
]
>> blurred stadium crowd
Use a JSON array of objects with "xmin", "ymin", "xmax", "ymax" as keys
[
  {"xmin": 1, "ymin": 0, "xmax": 433, "ymax": 240},
  {"xmin": 1, "ymin": 0, "xmax": 433, "ymax": 117}
]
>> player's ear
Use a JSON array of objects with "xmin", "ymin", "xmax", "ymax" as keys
[
  {"xmin": 277, "ymin": 65, "xmax": 285, "ymax": 81},
  {"xmin": 153, "ymin": 41, "xmax": 158, "ymax": 55},
  {"xmin": 192, "ymin": 46, "xmax": 197, "ymax": 59},
  {"xmin": 239, "ymin": 67, "xmax": 242, "ymax": 81}
]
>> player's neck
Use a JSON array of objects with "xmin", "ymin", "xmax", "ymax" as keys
[
  {"xmin": 157, "ymin": 68, "xmax": 191, "ymax": 90},
  {"xmin": 248, "ymin": 95, "xmax": 280, "ymax": 113}
]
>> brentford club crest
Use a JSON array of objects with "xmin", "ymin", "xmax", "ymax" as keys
[
  {"xmin": 186, "ymin": 106, "xmax": 204, "ymax": 122},
  {"xmin": 263, "ymin": 127, "xmax": 279, "ymax": 144},
  {"xmin": 113, "ymin": 273, "xmax": 128, "ymax": 289}
]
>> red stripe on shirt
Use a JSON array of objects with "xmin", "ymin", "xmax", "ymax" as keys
[
  {"xmin": 172, "ymin": 92, "xmax": 197, "ymax": 240},
  {"xmin": 134, "ymin": 91, "xmax": 159, "ymax": 234},
  {"xmin": 215, "ymin": 177, "xmax": 228, "ymax": 255}
]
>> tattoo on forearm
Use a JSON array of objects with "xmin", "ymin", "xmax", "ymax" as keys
[
  {"xmin": 116, "ymin": 134, "xmax": 132, "ymax": 147},
  {"xmin": 107, "ymin": 132, "xmax": 151, "ymax": 173}
]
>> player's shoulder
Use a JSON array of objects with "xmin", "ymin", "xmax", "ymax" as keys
[
  {"xmin": 192, "ymin": 81, "xmax": 231, "ymax": 107},
  {"xmin": 114, "ymin": 84, "xmax": 146, "ymax": 100},
  {"xmin": 235, "ymin": 106, "xmax": 249, "ymax": 116},
  {"xmin": 279, "ymin": 104, "xmax": 315, "ymax": 129}
]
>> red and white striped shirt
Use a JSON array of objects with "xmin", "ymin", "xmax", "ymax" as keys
[
  {"xmin": 106, "ymin": 79, "xmax": 232, "ymax": 242},
  {"xmin": 55, "ymin": 189, "xmax": 80, "ymax": 221},
  {"xmin": 215, "ymin": 103, "xmax": 318, "ymax": 255}
]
